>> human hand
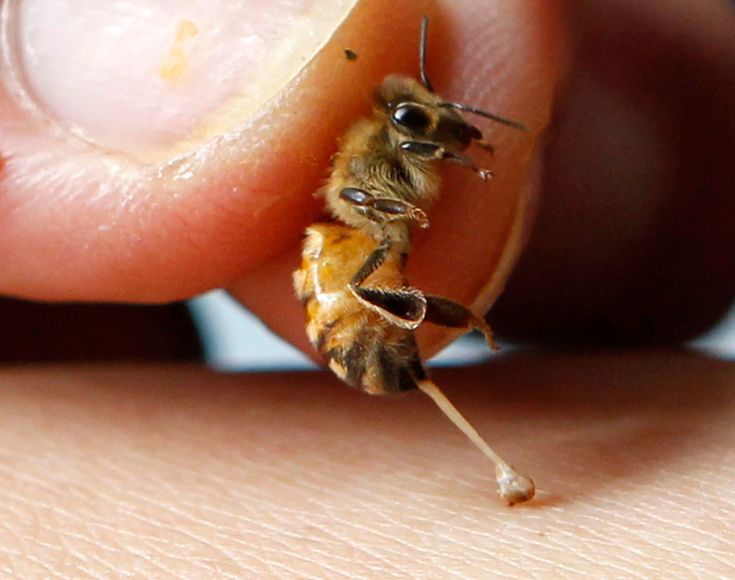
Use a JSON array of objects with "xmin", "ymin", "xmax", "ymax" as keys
[
  {"xmin": 0, "ymin": 0, "xmax": 559, "ymax": 357},
  {"xmin": 4, "ymin": 0, "xmax": 733, "ymax": 355}
]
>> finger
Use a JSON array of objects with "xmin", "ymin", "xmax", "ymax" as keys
[
  {"xmin": 492, "ymin": 0, "xmax": 735, "ymax": 343},
  {"xmin": 230, "ymin": 0, "xmax": 563, "ymax": 358},
  {"xmin": 0, "ymin": 0, "xmax": 430, "ymax": 301}
]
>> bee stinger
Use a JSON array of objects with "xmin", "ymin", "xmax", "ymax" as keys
[{"xmin": 293, "ymin": 16, "xmax": 534, "ymax": 505}]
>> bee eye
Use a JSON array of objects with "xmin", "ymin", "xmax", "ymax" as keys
[{"xmin": 391, "ymin": 104, "xmax": 431, "ymax": 132}]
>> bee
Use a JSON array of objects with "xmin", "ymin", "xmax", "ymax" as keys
[{"xmin": 293, "ymin": 17, "xmax": 534, "ymax": 504}]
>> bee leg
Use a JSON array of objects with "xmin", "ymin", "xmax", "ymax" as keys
[
  {"xmin": 350, "ymin": 240, "xmax": 392, "ymax": 288},
  {"xmin": 442, "ymin": 151, "xmax": 495, "ymax": 181},
  {"xmin": 424, "ymin": 295, "xmax": 499, "ymax": 351},
  {"xmin": 340, "ymin": 187, "xmax": 429, "ymax": 227},
  {"xmin": 400, "ymin": 141, "xmax": 494, "ymax": 181},
  {"xmin": 475, "ymin": 140, "xmax": 496, "ymax": 156}
]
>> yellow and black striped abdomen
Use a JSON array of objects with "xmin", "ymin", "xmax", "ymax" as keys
[{"xmin": 294, "ymin": 224, "xmax": 425, "ymax": 394}]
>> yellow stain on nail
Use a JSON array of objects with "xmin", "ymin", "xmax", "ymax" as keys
[{"xmin": 158, "ymin": 19, "xmax": 199, "ymax": 84}]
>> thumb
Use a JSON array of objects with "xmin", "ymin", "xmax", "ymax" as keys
[{"xmin": 0, "ymin": 0, "xmax": 429, "ymax": 301}]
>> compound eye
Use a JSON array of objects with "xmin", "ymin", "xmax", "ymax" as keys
[{"xmin": 391, "ymin": 103, "xmax": 431, "ymax": 133}]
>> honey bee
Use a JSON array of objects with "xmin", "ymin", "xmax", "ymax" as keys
[{"xmin": 293, "ymin": 17, "xmax": 534, "ymax": 504}]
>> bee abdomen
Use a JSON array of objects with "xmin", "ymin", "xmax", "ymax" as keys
[
  {"xmin": 314, "ymin": 315, "xmax": 424, "ymax": 394},
  {"xmin": 296, "ymin": 223, "xmax": 425, "ymax": 395}
]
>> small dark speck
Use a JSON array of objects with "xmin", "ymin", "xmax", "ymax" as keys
[{"xmin": 344, "ymin": 48, "xmax": 358, "ymax": 61}]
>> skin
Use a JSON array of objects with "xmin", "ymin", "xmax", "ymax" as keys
[
  {"xmin": 492, "ymin": 0, "xmax": 735, "ymax": 344},
  {"xmin": 1, "ymin": 352, "xmax": 734, "ymax": 576},
  {"xmin": 1, "ymin": 0, "xmax": 734, "ymax": 575}
]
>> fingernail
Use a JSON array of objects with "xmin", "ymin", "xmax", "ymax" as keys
[{"xmin": 5, "ymin": 0, "xmax": 354, "ymax": 159}]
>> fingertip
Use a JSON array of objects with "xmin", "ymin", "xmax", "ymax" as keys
[{"xmin": 234, "ymin": 0, "xmax": 565, "ymax": 358}]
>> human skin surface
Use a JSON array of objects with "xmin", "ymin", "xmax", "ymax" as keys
[
  {"xmin": 1, "ymin": 351, "xmax": 734, "ymax": 576},
  {"xmin": 1, "ymin": 0, "xmax": 735, "ymax": 575}
]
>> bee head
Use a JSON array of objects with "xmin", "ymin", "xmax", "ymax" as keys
[
  {"xmin": 374, "ymin": 76, "xmax": 484, "ymax": 152},
  {"xmin": 372, "ymin": 16, "xmax": 526, "ymax": 153}
]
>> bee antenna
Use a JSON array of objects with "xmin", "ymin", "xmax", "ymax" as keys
[
  {"xmin": 418, "ymin": 379, "xmax": 535, "ymax": 505},
  {"xmin": 439, "ymin": 102, "xmax": 528, "ymax": 132},
  {"xmin": 419, "ymin": 15, "xmax": 434, "ymax": 93}
]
